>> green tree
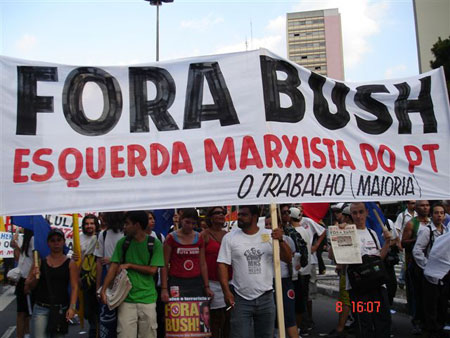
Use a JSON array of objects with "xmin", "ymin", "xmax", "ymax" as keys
[{"xmin": 430, "ymin": 36, "xmax": 450, "ymax": 97}]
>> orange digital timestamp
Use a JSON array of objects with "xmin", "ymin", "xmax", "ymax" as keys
[{"xmin": 336, "ymin": 301, "xmax": 381, "ymax": 313}]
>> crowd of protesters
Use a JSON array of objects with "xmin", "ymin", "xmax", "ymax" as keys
[{"xmin": 4, "ymin": 200, "xmax": 450, "ymax": 338}]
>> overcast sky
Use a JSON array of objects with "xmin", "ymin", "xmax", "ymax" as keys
[{"xmin": 1, "ymin": 0, "xmax": 419, "ymax": 82}]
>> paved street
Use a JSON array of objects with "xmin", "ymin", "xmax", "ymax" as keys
[{"xmin": 0, "ymin": 254, "xmax": 419, "ymax": 338}]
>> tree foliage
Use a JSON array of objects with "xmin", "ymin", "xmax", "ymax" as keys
[{"xmin": 430, "ymin": 36, "xmax": 450, "ymax": 97}]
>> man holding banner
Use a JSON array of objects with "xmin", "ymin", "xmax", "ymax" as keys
[{"xmin": 217, "ymin": 205, "xmax": 292, "ymax": 338}]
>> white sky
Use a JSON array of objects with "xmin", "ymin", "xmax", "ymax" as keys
[{"xmin": 0, "ymin": 0, "xmax": 419, "ymax": 82}]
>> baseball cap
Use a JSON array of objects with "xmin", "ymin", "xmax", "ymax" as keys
[
  {"xmin": 289, "ymin": 207, "xmax": 301, "ymax": 220},
  {"xmin": 342, "ymin": 205, "xmax": 351, "ymax": 217},
  {"xmin": 47, "ymin": 228, "xmax": 65, "ymax": 240},
  {"xmin": 331, "ymin": 203, "xmax": 345, "ymax": 212}
]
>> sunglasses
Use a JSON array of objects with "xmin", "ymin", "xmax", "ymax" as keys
[{"xmin": 212, "ymin": 211, "xmax": 226, "ymax": 216}]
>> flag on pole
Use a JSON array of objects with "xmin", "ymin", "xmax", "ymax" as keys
[
  {"xmin": 365, "ymin": 202, "xmax": 386, "ymax": 246},
  {"xmin": 302, "ymin": 203, "xmax": 330, "ymax": 223},
  {"xmin": 11, "ymin": 215, "xmax": 52, "ymax": 258}
]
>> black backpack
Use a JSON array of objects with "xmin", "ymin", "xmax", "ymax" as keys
[
  {"xmin": 121, "ymin": 235, "xmax": 156, "ymax": 265},
  {"xmin": 284, "ymin": 226, "xmax": 309, "ymax": 268}
]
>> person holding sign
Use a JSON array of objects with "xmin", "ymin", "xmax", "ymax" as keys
[
  {"xmin": 161, "ymin": 208, "xmax": 213, "ymax": 301},
  {"xmin": 346, "ymin": 202, "xmax": 392, "ymax": 338},
  {"xmin": 217, "ymin": 205, "xmax": 292, "ymax": 338}
]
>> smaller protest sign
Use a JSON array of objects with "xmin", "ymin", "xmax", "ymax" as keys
[
  {"xmin": 0, "ymin": 232, "xmax": 14, "ymax": 258},
  {"xmin": 329, "ymin": 224, "xmax": 362, "ymax": 264},
  {"xmin": 165, "ymin": 297, "xmax": 211, "ymax": 338}
]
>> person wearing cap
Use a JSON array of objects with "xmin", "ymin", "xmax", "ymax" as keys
[
  {"xmin": 294, "ymin": 205, "xmax": 326, "ymax": 333},
  {"xmin": 288, "ymin": 207, "xmax": 312, "ymax": 336},
  {"xmin": 331, "ymin": 203, "xmax": 346, "ymax": 225},
  {"xmin": 25, "ymin": 228, "xmax": 79, "ymax": 337}
]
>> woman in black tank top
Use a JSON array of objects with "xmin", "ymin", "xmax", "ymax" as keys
[{"xmin": 25, "ymin": 228, "xmax": 79, "ymax": 337}]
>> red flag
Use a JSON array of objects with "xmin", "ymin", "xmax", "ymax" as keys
[{"xmin": 302, "ymin": 203, "xmax": 330, "ymax": 223}]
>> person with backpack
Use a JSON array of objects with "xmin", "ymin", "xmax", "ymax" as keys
[
  {"xmin": 94, "ymin": 212, "xmax": 125, "ymax": 338},
  {"xmin": 346, "ymin": 202, "xmax": 392, "ymax": 338},
  {"xmin": 100, "ymin": 210, "xmax": 164, "ymax": 338},
  {"xmin": 287, "ymin": 207, "xmax": 311, "ymax": 336},
  {"xmin": 401, "ymin": 200, "xmax": 431, "ymax": 335},
  {"xmin": 79, "ymin": 214, "xmax": 100, "ymax": 338}
]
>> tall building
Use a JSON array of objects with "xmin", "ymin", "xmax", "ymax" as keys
[
  {"xmin": 413, "ymin": 0, "xmax": 450, "ymax": 73},
  {"xmin": 286, "ymin": 8, "xmax": 344, "ymax": 80}
]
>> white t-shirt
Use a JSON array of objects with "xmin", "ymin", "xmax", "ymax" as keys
[
  {"xmin": 281, "ymin": 235, "xmax": 295, "ymax": 278},
  {"xmin": 294, "ymin": 226, "xmax": 312, "ymax": 276},
  {"xmin": 18, "ymin": 236, "xmax": 34, "ymax": 278},
  {"xmin": 346, "ymin": 228, "xmax": 381, "ymax": 290},
  {"xmin": 94, "ymin": 229, "xmax": 124, "ymax": 258},
  {"xmin": 217, "ymin": 227, "xmax": 274, "ymax": 300},
  {"xmin": 80, "ymin": 233, "xmax": 97, "ymax": 256},
  {"xmin": 300, "ymin": 217, "xmax": 325, "ymax": 265},
  {"xmin": 394, "ymin": 209, "xmax": 417, "ymax": 238}
]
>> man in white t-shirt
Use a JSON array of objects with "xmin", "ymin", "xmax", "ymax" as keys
[
  {"xmin": 80, "ymin": 214, "xmax": 100, "ymax": 338},
  {"xmin": 217, "ymin": 205, "xmax": 292, "ymax": 338},
  {"xmin": 347, "ymin": 202, "xmax": 392, "ymax": 338}
]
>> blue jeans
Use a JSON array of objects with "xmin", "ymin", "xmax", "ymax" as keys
[
  {"xmin": 31, "ymin": 304, "xmax": 65, "ymax": 338},
  {"xmin": 230, "ymin": 290, "xmax": 275, "ymax": 338}
]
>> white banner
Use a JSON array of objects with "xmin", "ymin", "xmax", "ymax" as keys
[
  {"xmin": 1, "ymin": 49, "xmax": 450, "ymax": 215},
  {"xmin": 0, "ymin": 232, "xmax": 14, "ymax": 258}
]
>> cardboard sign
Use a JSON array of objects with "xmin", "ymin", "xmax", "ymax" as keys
[{"xmin": 0, "ymin": 232, "xmax": 14, "ymax": 258}]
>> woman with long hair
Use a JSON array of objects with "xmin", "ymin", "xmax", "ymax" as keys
[
  {"xmin": 201, "ymin": 206, "xmax": 231, "ymax": 338},
  {"xmin": 25, "ymin": 229, "xmax": 78, "ymax": 338},
  {"xmin": 11, "ymin": 229, "xmax": 34, "ymax": 338},
  {"xmin": 94, "ymin": 211, "xmax": 124, "ymax": 338}
]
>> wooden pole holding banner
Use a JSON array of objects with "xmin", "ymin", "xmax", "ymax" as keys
[
  {"xmin": 270, "ymin": 203, "xmax": 286, "ymax": 338},
  {"xmin": 372, "ymin": 209, "xmax": 388, "ymax": 232},
  {"xmin": 72, "ymin": 214, "xmax": 84, "ymax": 329}
]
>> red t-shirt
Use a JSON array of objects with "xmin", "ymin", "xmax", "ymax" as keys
[{"xmin": 167, "ymin": 232, "xmax": 203, "ymax": 278}]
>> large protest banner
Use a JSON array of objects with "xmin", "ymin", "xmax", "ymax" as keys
[{"xmin": 1, "ymin": 49, "xmax": 449, "ymax": 215}]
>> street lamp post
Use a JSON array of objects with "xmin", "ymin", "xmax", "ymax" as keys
[{"xmin": 144, "ymin": 0, "xmax": 174, "ymax": 62}]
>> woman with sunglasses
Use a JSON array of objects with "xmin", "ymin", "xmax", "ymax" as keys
[{"xmin": 201, "ymin": 206, "xmax": 231, "ymax": 338}]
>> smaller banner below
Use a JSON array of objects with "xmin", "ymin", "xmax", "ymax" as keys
[
  {"xmin": 165, "ymin": 297, "xmax": 211, "ymax": 337},
  {"xmin": 0, "ymin": 232, "xmax": 14, "ymax": 258}
]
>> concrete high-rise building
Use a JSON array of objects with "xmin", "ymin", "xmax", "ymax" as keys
[
  {"xmin": 287, "ymin": 8, "xmax": 344, "ymax": 80},
  {"xmin": 413, "ymin": 0, "xmax": 450, "ymax": 73}
]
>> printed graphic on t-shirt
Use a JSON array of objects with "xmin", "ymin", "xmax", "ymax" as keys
[
  {"xmin": 177, "ymin": 247, "xmax": 200, "ymax": 255},
  {"xmin": 184, "ymin": 260, "xmax": 194, "ymax": 271},
  {"xmin": 244, "ymin": 248, "xmax": 264, "ymax": 274}
]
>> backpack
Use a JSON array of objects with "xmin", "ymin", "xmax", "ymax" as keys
[
  {"xmin": 284, "ymin": 226, "xmax": 309, "ymax": 268},
  {"xmin": 121, "ymin": 235, "xmax": 156, "ymax": 265}
]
